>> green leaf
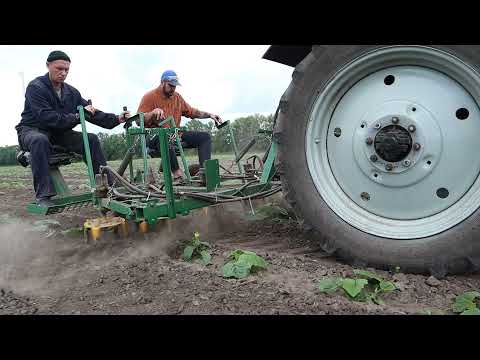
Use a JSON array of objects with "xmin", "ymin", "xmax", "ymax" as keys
[
  {"xmin": 200, "ymin": 250, "xmax": 212, "ymax": 265},
  {"xmin": 229, "ymin": 249, "xmax": 246, "ymax": 261},
  {"xmin": 237, "ymin": 253, "xmax": 268, "ymax": 270},
  {"xmin": 60, "ymin": 227, "xmax": 84, "ymax": 237},
  {"xmin": 353, "ymin": 269, "xmax": 383, "ymax": 283},
  {"xmin": 222, "ymin": 261, "xmax": 251, "ymax": 279},
  {"xmin": 341, "ymin": 278, "xmax": 368, "ymax": 298},
  {"xmin": 372, "ymin": 295, "xmax": 385, "ymax": 306},
  {"xmin": 317, "ymin": 278, "xmax": 340, "ymax": 293},
  {"xmin": 453, "ymin": 291, "xmax": 480, "ymax": 313},
  {"xmin": 379, "ymin": 281, "xmax": 396, "ymax": 292},
  {"xmin": 461, "ymin": 308, "xmax": 480, "ymax": 315},
  {"xmin": 183, "ymin": 245, "xmax": 195, "ymax": 261}
]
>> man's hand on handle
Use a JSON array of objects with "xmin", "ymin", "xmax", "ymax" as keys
[
  {"xmin": 210, "ymin": 113, "xmax": 223, "ymax": 125},
  {"xmin": 151, "ymin": 108, "xmax": 165, "ymax": 121},
  {"xmin": 117, "ymin": 110, "xmax": 131, "ymax": 123},
  {"xmin": 85, "ymin": 104, "xmax": 96, "ymax": 116}
]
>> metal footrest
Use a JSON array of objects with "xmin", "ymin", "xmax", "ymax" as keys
[{"xmin": 27, "ymin": 193, "xmax": 93, "ymax": 215}]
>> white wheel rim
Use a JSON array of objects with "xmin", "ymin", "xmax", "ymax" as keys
[{"xmin": 306, "ymin": 46, "xmax": 480, "ymax": 239}]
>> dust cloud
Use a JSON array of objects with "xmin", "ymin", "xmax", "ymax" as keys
[{"xmin": 0, "ymin": 199, "xmax": 269, "ymax": 297}]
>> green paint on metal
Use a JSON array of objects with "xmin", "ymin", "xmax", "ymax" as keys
[
  {"xmin": 205, "ymin": 159, "xmax": 220, "ymax": 192},
  {"xmin": 50, "ymin": 168, "xmax": 71, "ymax": 196},
  {"xmin": 27, "ymin": 192, "xmax": 93, "ymax": 215},
  {"xmin": 103, "ymin": 199, "xmax": 134, "ymax": 217},
  {"xmin": 158, "ymin": 127, "xmax": 176, "ymax": 219},
  {"xmin": 261, "ymin": 141, "xmax": 277, "ymax": 184},
  {"xmin": 139, "ymin": 112, "xmax": 148, "ymax": 184},
  {"xmin": 126, "ymin": 130, "xmax": 134, "ymax": 181},
  {"xmin": 78, "ymin": 106, "xmax": 96, "ymax": 190}
]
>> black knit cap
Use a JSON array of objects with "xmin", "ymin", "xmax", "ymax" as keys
[{"xmin": 47, "ymin": 50, "xmax": 71, "ymax": 63}]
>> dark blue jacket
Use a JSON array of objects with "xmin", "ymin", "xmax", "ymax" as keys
[{"xmin": 16, "ymin": 73, "xmax": 120, "ymax": 133}]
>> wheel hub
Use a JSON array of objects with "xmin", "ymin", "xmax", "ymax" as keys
[
  {"xmin": 374, "ymin": 125, "xmax": 412, "ymax": 162},
  {"xmin": 306, "ymin": 45, "xmax": 480, "ymax": 238}
]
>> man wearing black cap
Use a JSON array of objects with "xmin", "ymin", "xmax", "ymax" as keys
[{"xmin": 15, "ymin": 50, "xmax": 130, "ymax": 207}]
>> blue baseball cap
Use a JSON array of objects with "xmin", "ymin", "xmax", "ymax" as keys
[{"xmin": 161, "ymin": 70, "xmax": 181, "ymax": 86}]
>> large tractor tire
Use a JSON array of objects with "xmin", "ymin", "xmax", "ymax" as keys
[{"xmin": 275, "ymin": 45, "xmax": 480, "ymax": 276}]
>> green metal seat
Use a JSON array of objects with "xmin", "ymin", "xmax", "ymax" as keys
[
  {"xmin": 16, "ymin": 145, "xmax": 77, "ymax": 169},
  {"xmin": 18, "ymin": 145, "xmax": 93, "ymax": 215}
]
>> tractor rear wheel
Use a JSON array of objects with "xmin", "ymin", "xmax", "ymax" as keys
[{"xmin": 276, "ymin": 45, "xmax": 480, "ymax": 275}]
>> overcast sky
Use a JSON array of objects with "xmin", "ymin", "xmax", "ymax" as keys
[{"xmin": 0, "ymin": 45, "xmax": 293, "ymax": 146}]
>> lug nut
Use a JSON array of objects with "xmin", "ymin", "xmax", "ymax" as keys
[
  {"xmin": 366, "ymin": 137, "xmax": 373, "ymax": 145},
  {"xmin": 403, "ymin": 160, "xmax": 411, "ymax": 167},
  {"xmin": 392, "ymin": 117, "xmax": 399, "ymax": 124},
  {"xmin": 374, "ymin": 123, "xmax": 381, "ymax": 130},
  {"xmin": 414, "ymin": 143, "xmax": 421, "ymax": 151},
  {"xmin": 408, "ymin": 125, "xmax": 416, "ymax": 133},
  {"xmin": 385, "ymin": 163, "xmax": 393, "ymax": 171},
  {"xmin": 361, "ymin": 192, "xmax": 371, "ymax": 201},
  {"xmin": 370, "ymin": 154, "xmax": 378, "ymax": 162}
]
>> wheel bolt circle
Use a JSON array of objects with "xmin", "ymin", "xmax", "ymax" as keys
[
  {"xmin": 408, "ymin": 125, "xmax": 416, "ymax": 133},
  {"xmin": 385, "ymin": 163, "xmax": 393, "ymax": 171},
  {"xmin": 392, "ymin": 117, "xmax": 399, "ymax": 124},
  {"xmin": 370, "ymin": 154, "xmax": 378, "ymax": 162},
  {"xmin": 366, "ymin": 137, "xmax": 373, "ymax": 145},
  {"xmin": 414, "ymin": 143, "xmax": 421, "ymax": 151}
]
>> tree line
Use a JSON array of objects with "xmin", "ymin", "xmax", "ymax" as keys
[{"xmin": 0, "ymin": 114, "xmax": 274, "ymax": 166}]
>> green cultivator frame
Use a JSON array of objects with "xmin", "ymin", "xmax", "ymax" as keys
[{"xmin": 26, "ymin": 106, "xmax": 280, "ymax": 239}]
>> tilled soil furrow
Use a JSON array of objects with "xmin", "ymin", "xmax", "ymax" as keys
[{"xmin": 1, "ymin": 184, "xmax": 480, "ymax": 315}]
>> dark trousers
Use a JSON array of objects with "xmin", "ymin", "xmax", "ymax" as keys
[
  {"xmin": 17, "ymin": 126, "xmax": 108, "ymax": 200},
  {"xmin": 147, "ymin": 131, "xmax": 212, "ymax": 172}
]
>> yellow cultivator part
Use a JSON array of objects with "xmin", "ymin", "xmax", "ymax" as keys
[
  {"xmin": 83, "ymin": 216, "xmax": 128, "ymax": 242},
  {"xmin": 137, "ymin": 221, "xmax": 148, "ymax": 234}
]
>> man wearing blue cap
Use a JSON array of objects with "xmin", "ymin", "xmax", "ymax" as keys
[
  {"xmin": 15, "ymin": 50, "xmax": 131, "ymax": 207},
  {"xmin": 138, "ymin": 70, "xmax": 223, "ymax": 180}
]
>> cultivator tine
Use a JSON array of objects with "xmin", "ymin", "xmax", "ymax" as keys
[
  {"xmin": 119, "ymin": 221, "xmax": 129, "ymax": 238},
  {"xmin": 138, "ymin": 221, "xmax": 148, "ymax": 234},
  {"xmin": 83, "ymin": 216, "xmax": 127, "ymax": 243}
]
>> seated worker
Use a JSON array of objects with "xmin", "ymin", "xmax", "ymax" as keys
[
  {"xmin": 137, "ymin": 70, "xmax": 223, "ymax": 180},
  {"xmin": 15, "ymin": 50, "xmax": 131, "ymax": 207}
]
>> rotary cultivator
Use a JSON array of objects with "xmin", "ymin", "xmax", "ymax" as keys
[{"xmin": 25, "ymin": 106, "xmax": 280, "ymax": 241}]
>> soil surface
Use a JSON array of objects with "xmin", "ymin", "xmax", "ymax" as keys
[{"xmin": 1, "ymin": 179, "xmax": 480, "ymax": 315}]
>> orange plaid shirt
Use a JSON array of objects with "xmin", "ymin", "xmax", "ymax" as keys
[{"xmin": 137, "ymin": 87, "xmax": 200, "ymax": 128}]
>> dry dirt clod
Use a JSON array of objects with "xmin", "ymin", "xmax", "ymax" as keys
[
  {"xmin": 425, "ymin": 276, "xmax": 442, "ymax": 287},
  {"xmin": 392, "ymin": 273, "xmax": 408, "ymax": 282}
]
